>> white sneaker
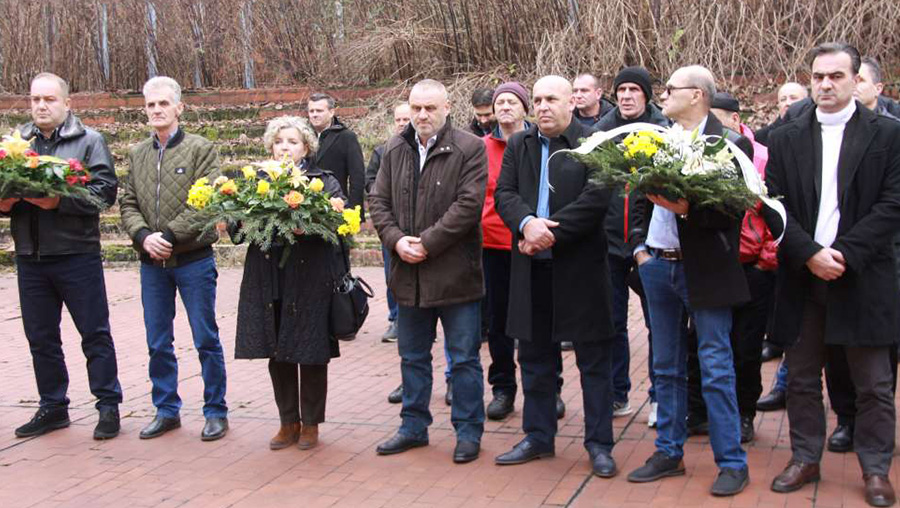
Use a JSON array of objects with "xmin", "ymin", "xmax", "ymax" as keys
[
  {"xmin": 612, "ymin": 400, "xmax": 634, "ymax": 417},
  {"xmin": 648, "ymin": 402, "xmax": 658, "ymax": 428}
]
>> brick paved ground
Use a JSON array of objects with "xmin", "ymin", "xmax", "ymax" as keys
[{"xmin": 0, "ymin": 266, "xmax": 895, "ymax": 507}]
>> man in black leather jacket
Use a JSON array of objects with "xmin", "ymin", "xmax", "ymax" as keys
[{"xmin": 0, "ymin": 73, "xmax": 122, "ymax": 441}]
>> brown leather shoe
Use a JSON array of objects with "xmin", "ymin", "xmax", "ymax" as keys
[
  {"xmin": 771, "ymin": 461, "xmax": 820, "ymax": 493},
  {"xmin": 297, "ymin": 424, "xmax": 319, "ymax": 450},
  {"xmin": 864, "ymin": 474, "xmax": 896, "ymax": 507},
  {"xmin": 269, "ymin": 423, "xmax": 301, "ymax": 450}
]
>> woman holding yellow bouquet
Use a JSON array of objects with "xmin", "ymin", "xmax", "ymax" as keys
[{"xmin": 231, "ymin": 116, "xmax": 346, "ymax": 451}]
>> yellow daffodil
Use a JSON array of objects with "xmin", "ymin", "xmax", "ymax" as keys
[
  {"xmin": 241, "ymin": 165, "xmax": 256, "ymax": 179},
  {"xmin": 308, "ymin": 178, "xmax": 324, "ymax": 193},
  {"xmin": 283, "ymin": 190, "xmax": 304, "ymax": 208},
  {"xmin": 256, "ymin": 179, "xmax": 271, "ymax": 195},
  {"xmin": 1, "ymin": 130, "xmax": 33, "ymax": 157}
]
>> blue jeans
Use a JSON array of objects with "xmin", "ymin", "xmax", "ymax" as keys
[
  {"xmin": 608, "ymin": 255, "xmax": 632, "ymax": 403},
  {"xmin": 17, "ymin": 253, "xmax": 123, "ymax": 410},
  {"xmin": 397, "ymin": 301, "xmax": 484, "ymax": 443},
  {"xmin": 639, "ymin": 256, "xmax": 746, "ymax": 470},
  {"xmin": 141, "ymin": 256, "xmax": 227, "ymax": 419},
  {"xmin": 381, "ymin": 244, "xmax": 398, "ymax": 322}
]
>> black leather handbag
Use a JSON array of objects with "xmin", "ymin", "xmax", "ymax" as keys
[{"xmin": 330, "ymin": 240, "xmax": 373, "ymax": 341}]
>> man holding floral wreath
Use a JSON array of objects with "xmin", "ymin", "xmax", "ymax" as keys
[
  {"xmin": 626, "ymin": 65, "xmax": 752, "ymax": 496},
  {"xmin": 119, "ymin": 76, "xmax": 229, "ymax": 442},
  {"xmin": 0, "ymin": 73, "xmax": 122, "ymax": 441}
]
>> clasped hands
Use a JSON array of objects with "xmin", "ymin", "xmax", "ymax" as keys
[
  {"xmin": 396, "ymin": 236, "xmax": 428, "ymax": 264},
  {"xmin": 143, "ymin": 232, "xmax": 173, "ymax": 260},
  {"xmin": 807, "ymin": 247, "xmax": 846, "ymax": 281},
  {"xmin": 518, "ymin": 218, "xmax": 558, "ymax": 256}
]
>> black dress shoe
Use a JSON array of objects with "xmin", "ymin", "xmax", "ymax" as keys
[
  {"xmin": 139, "ymin": 415, "xmax": 181, "ymax": 439},
  {"xmin": 486, "ymin": 392, "xmax": 515, "ymax": 421},
  {"xmin": 556, "ymin": 394, "xmax": 566, "ymax": 420},
  {"xmin": 495, "ymin": 438, "xmax": 554, "ymax": 465},
  {"xmin": 15, "ymin": 407, "xmax": 70, "ymax": 438},
  {"xmin": 376, "ymin": 432, "xmax": 428, "ymax": 455},
  {"xmin": 93, "ymin": 407, "xmax": 120, "ymax": 440},
  {"xmin": 453, "ymin": 440, "xmax": 480, "ymax": 463},
  {"xmin": 711, "ymin": 467, "xmax": 749, "ymax": 496},
  {"xmin": 627, "ymin": 451, "xmax": 686, "ymax": 483},
  {"xmin": 589, "ymin": 448, "xmax": 617, "ymax": 478},
  {"xmin": 201, "ymin": 417, "xmax": 229, "ymax": 441},
  {"xmin": 740, "ymin": 416, "xmax": 755, "ymax": 444},
  {"xmin": 827, "ymin": 424, "xmax": 854, "ymax": 453},
  {"xmin": 760, "ymin": 342, "xmax": 784, "ymax": 363},
  {"xmin": 387, "ymin": 385, "xmax": 403, "ymax": 404},
  {"xmin": 757, "ymin": 389, "xmax": 786, "ymax": 411},
  {"xmin": 445, "ymin": 381, "xmax": 453, "ymax": 406}
]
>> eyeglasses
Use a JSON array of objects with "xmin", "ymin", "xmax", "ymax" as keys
[{"xmin": 663, "ymin": 85, "xmax": 699, "ymax": 95}]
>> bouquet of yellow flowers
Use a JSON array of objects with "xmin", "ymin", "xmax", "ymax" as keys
[
  {"xmin": 569, "ymin": 124, "xmax": 760, "ymax": 217},
  {"xmin": 187, "ymin": 158, "xmax": 361, "ymax": 265},
  {"xmin": 0, "ymin": 130, "xmax": 98, "ymax": 203}
]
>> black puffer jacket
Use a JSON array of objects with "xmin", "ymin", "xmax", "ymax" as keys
[
  {"xmin": 233, "ymin": 162, "xmax": 344, "ymax": 365},
  {"xmin": 7, "ymin": 113, "xmax": 117, "ymax": 257},
  {"xmin": 593, "ymin": 103, "xmax": 670, "ymax": 258}
]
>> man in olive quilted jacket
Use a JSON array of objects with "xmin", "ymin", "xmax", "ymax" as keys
[{"xmin": 119, "ymin": 76, "xmax": 229, "ymax": 442}]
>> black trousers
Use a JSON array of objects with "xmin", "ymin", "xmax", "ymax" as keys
[
  {"xmin": 786, "ymin": 287, "xmax": 895, "ymax": 475},
  {"xmin": 825, "ymin": 344, "xmax": 898, "ymax": 426},
  {"xmin": 268, "ymin": 360, "xmax": 327, "ymax": 425},
  {"xmin": 518, "ymin": 262, "xmax": 614, "ymax": 452},
  {"xmin": 17, "ymin": 253, "xmax": 123, "ymax": 410},
  {"xmin": 688, "ymin": 264, "xmax": 775, "ymax": 420},
  {"xmin": 483, "ymin": 248, "xmax": 517, "ymax": 397}
]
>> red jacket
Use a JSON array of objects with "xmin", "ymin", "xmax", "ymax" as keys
[
  {"xmin": 738, "ymin": 124, "xmax": 778, "ymax": 270},
  {"xmin": 482, "ymin": 132, "xmax": 513, "ymax": 250}
]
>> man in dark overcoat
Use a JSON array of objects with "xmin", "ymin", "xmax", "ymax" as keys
[
  {"xmin": 764, "ymin": 42, "xmax": 900, "ymax": 508},
  {"xmin": 493, "ymin": 75, "xmax": 618, "ymax": 478}
]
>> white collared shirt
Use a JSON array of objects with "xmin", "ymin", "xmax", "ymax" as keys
[
  {"xmin": 417, "ymin": 134, "xmax": 438, "ymax": 172},
  {"xmin": 814, "ymin": 101, "xmax": 856, "ymax": 247}
]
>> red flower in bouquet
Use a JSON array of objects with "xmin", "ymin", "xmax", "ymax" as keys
[
  {"xmin": 68, "ymin": 159, "xmax": 84, "ymax": 172},
  {"xmin": 0, "ymin": 150, "xmax": 7, "ymax": 159},
  {"xmin": 24, "ymin": 149, "xmax": 37, "ymax": 157}
]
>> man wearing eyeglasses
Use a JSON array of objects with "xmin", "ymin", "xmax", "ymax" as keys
[{"xmin": 626, "ymin": 66, "xmax": 753, "ymax": 497}]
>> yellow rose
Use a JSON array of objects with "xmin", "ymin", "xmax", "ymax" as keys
[
  {"xmin": 283, "ymin": 190, "xmax": 304, "ymax": 208},
  {"xmin": 308, "ymin": 178, "xmax": 324, "ymax": 192},
  {"xmin": 241, "ymin": 165, "xmax": 256, "ymax": 179},
  {"xmin": 213, "ymin": 176, "xmax": 229, "ymax": 187},
  {"xmin": 256, "ymin": 179, "xmax": 270, "ymax": 195},
  {"xmin": 219, "ymin": 179, "xmax": 238, "ymax": 195}
]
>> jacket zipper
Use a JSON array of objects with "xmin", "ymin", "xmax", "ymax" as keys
[{"xmin": 156, "ymin": 144, "xmax": 166, "ymax": 267}]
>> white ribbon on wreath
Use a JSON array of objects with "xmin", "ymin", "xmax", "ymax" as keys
[{"xmin": 552, "ymin": 122, "xmax": 787, "ymax": 244}]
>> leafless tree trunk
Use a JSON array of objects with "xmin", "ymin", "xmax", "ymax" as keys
[
  {"xmin": 43, "ymin": 3, "xmax": 54, "ymax": 69},
  {"xmin": 567, "ymin": 0, "xmax": 579, "ymax": 28},
  {"xmin": 240, "ymin": 1, "xmax": 255, "ymax": 88},
  {"xmin": 145, "ymin": 1, "xmax": 159, "ymax": 78},
  {"xmin": 189, "ymin": 1, "xmax": 206, "ymax": 88},
  {"xmin": 94, "ymin": 2, "xmax": 111, "ymax": 84},
  {"xmin": 335, "ymin": 0, "xmax": 344, "ymax": 40}
]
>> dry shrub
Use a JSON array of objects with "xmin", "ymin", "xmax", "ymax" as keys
[{"xmin": 0, "ymin": 0, "xmax": 898, "ymax": 94}]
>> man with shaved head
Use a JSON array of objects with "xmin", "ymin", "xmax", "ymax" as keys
[
  {"xmin": 370, "ymin": 79, "xmax": 488, "ymax": 464},
  {"xmin": 755, "ymin": 82, "xmax": 810, "ymax": 146},
  {"xmin": 627, "ymin": 65, "xmax": 752, "ymax": 496},
  {"xmin": 494, "ymin": 75, "xmax": 618, "ymax": 478}
]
